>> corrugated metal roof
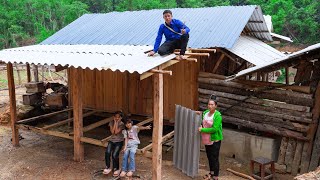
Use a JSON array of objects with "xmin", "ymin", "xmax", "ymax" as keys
[
  {"xmin": 0, "ymin": 45, "xmax": 176, "ymax": 74},
  {"xmin": 41, "ymin": 6, "xmax": 272, "ymax": 49},
  {"xmin": 173, "ymin": 105, "xmax": 201, "ymax": 178},
  {"xmin": 228, "ymin": 43, "xmax": 320, "ymax": 79},
  {"xmin": 245, "ymin": 6, "xmax": 272, "ymax": 41},
  {"xmin": 227, "ymin": 36, "xmax": 286, "ymax": 66}
]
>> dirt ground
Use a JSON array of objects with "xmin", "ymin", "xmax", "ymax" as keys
[
  {"xmin": 0, "ymin": 88, "xmax": 294, "ymax": 180},
  {"xmin": 0, "ymin": 124, "xmax": 295, "ymax": 180}
]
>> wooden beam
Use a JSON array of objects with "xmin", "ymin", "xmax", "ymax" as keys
[
  {"xmin": 26, "ymin": 63, "xmax": 31, "ymax": 82},
  {"xmin": 248, "ymin": 20, "xmax": 263, "ymax": 23},
  {"xmin": 140, "ymin": 60, "xmax": 179, "ymax": 81},
  {"xmin": 174, "ymin": 52, "xmax": 210, "ymax": 57},
  {"xmin": 189, "ymin": 48, "xmax": 216, "ymax": 53},
  {"xmin": 212, "ymin": 54, "xmax": 225, "ymax": 73},
  {"xmin": 218, "ymin": 49, "xmax": 242, "ymax": 65},
  {"xmin": 17, "ymin": 108, "xmax": 73, "ymax": 124},
  {"xmin": 101, "ymin": 118, "xmax": 154, "ymax": 143},
  {"xmin": 307, "ymin": 81, "xmax": 320, "ymax": 171},
  {"xmin": 17, "ymin": 124, "xmax": 106, "ymax": 147},
  {"xmin": 42, "ymin": 110, "xmax": 96, "ymax": 130},
  {"xmin": 136, "ymin": 118, "xmax": 153, "ymax": 126},
  {"xmin": 199, "ymin": 72, "xmax": 312, "ymax": 94},
  {"xmin": 69, "ymin": 116, "xmax": 113, "ymax": 135},
  {"xmin": 173, "ymin": 57, "xmax": 198, "ymax": 62},
  {"xmin": 152, "ymin": 73, "xmax": 163, "ymax": 180},
  {"xmin": 141, "ymin": 130, "xmax": 174, "ymax": 153},
  {"xmin": 67, "ymin": 68, "xmax": 72, "ymax": 126},
  {"xmin": 150, "ymin": 69, "xmax": 172, "ymax": 75},
  {"xmin": 7, "ymin": 62, "xmax": 19, "ymax": 146},
  {"xmin": 161, "ymin": 131, "xmax": 174, "ymax": 144},
  {"xmin": 247, "ymin": 30, "xmax": 270, "ymax": 33},
  {"xmin": 72, "ymin": 67, "xmax": 84, "ymax": 162}
]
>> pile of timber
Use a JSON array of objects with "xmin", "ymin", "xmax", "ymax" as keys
[
  {"xmin": 198, "ymin": 72, "xmax": 313, "ymax": 141},
  {"xmin": 294, "ymin": 167, "xmax": 320, "ymax": 180},
  {"xmin": 198, "ymin": 72, "xmax": 319, "ymax": 175}
]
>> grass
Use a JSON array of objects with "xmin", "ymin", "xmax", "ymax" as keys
[{"xmin": 0, "ymin": 68, "xmax": 67, "ymax": 89}]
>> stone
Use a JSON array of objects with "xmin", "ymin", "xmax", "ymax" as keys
[{"xmin": 275, "ymin": 163, "xmax": 287, "ymax": 174}]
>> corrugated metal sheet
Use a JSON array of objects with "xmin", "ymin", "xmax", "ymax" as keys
[
  {"xmin": 270, "ymin": 32, "xmax": 293, "ymax": 42},
  {"xmin": 228, "ymin": 43, "xmax": 320, "ymax": 79},
  {"xmin": 41, "ymin": 6, "xmax": 271, "ymax": 49},
  {"xmin": 0, "ymin": 44, "xmax": 176, "ymax": 74},
  {"xmin": 227, "ymin": 36, "xmax": 286, "ymax": 66},
  {"xmin": 245, "ymin": 6, "xmax": 272, "ymax": 41},
  {"xmin": 263, "ymin": 15, "xmax": 293, "ymax": 42},
  {"xmin": 173, "ymin": 105, "xmax": 201, "ymax": 178}
]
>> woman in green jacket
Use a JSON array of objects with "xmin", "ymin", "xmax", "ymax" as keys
[{"xmin": 197, "ymin": 96, "xmax": 223, "ymax": 180}]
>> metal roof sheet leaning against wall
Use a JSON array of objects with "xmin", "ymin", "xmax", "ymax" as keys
[
  {"xmin": 40, "ymin": 6, "xmax": 272, "ymax": 49},
  {"xmin": 0, "ymin": 44, "xmax": 176, "ymax": 74}
]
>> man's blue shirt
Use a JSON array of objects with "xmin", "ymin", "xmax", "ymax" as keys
[{"xmin": 153, "ymin": 19, "xmax": 190, "ymax": 53}]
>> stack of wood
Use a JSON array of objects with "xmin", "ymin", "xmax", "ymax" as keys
[
  {"xmin": 23, "ymin": 82, "xmax": 45, "ymax": 106},
  {"xmin": 198, "ymin": 72, "xmax": 313, "ymax": 141},
  {"xmin": 294, "ymin": 167, "xmax": 320, "ymax": 180},
  {"xmin": 0, "ymin": 105, "xmax": 10, "ymax": 124},
  {"xmin": 198, "ymin": 72, "xmax": 318, "ymax": 175}
]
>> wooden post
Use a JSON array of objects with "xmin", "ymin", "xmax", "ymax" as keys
[
  {"xmin": 33, "ymin": 64, "xmax": 39, "ymax": 82},
  {"xmin": 26, "ymin": 63, "xmax": 31, "ymax": 82},
  {"xmin": 308, "ymin": 81, "xmax": 320, "ymax": 171},
  {"xmin": 71, "ymin": 67, "xmax": 84, "ymax": 162},
  {"xmin": 212, "ymin": 54, "xmax": 225, "ymax": 73},
  {"xmin": 7, "ymin": 62, "xmax": 19, "ymax": 146},
  {"xmin": 67, "ymin": 68, "xmax": 73, "ymax": 126},
  {"xmin": 41, "ymin": 65, "xmax": 45, "ymax": 81},
  {"xmin": 14, "ymin": 63, "xmax": 21, "ymax": 85},
  {"xmin": 152, "ymin": 73, "xmax": 163, "ymax": 180},
  {"xmin": 285, "ymin": 67, "xmax": 289, "ymax": 85}
]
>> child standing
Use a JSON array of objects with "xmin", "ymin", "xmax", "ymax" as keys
[
  {"xmin": 120, "ymin": 119, "xmax": 151, "ymax": 177},
  {"xmin": 103, "ymin": 111, "xmax": 125, "ymax": 176}
]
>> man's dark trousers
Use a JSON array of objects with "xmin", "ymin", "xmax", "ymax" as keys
[{"xmin": 158, "ymin": 34, "xmax": 189, "ymax": 56}]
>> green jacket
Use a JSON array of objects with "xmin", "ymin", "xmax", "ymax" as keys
[{"xmin": 201, "ymin": 109, "xmax": 223, "ymax": 141}]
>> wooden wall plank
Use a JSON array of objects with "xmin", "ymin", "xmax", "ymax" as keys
[
  {"xmin": 78, "ymin": 61, "xmax": 198, "ymax": 120},
  {"xmin": 285, "ymin": 138, "xmax": 297, "ymax": 172},
  {"xmin": 278, "ymin": 137, "xmax": 289, "ymax": 164},
  {"xmin": 292, "ymin": 141, "xmax": 303, "ymax": 175}
]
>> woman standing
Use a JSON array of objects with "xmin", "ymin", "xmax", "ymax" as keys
[{"xmin": 197, "ymin": 96, "xmax": 223, "ymax": 180}]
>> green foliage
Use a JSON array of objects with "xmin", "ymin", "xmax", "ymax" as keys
[
  {"xmin": 0, "ymin": 0, "xmax": 319, "ymax": 50},
  {"xmin": 0, "ymin": 0, "xmax": 89, "ymax": 49}
]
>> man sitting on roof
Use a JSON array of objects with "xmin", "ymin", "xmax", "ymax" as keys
[{"xmin": 148, "ymin": 10, "xmax": 190, "ymax": 60}]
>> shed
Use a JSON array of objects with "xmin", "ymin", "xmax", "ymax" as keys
[{"xmin": 0, "ymin": 5, "xmax": 283, "ymax": 179}]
